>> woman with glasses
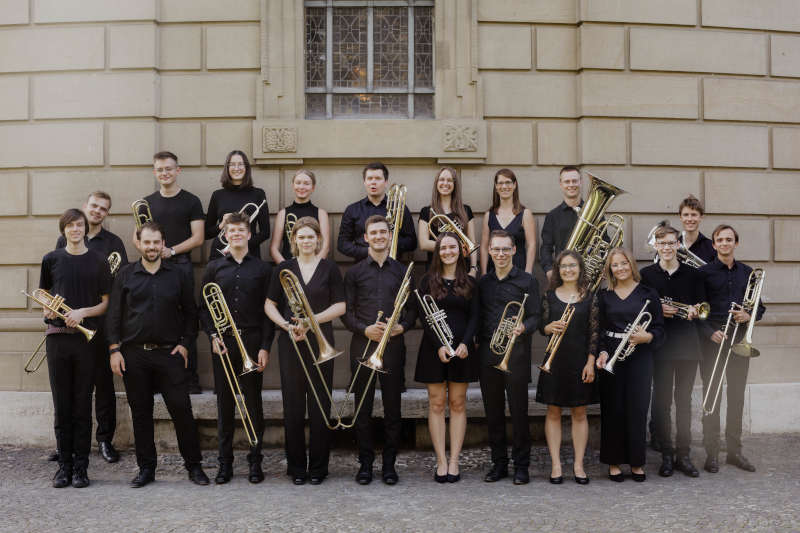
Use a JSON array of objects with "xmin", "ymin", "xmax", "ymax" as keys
[
  {"xmin": 536, "ymin": 250, "xmax": 598, "ymax": 485},
  {"xmin": 270, "ymin": 169, "xmax": 331, "ymax": 263},
  {"xmin": 480, "ymin": 168, "xmax": 536, "ymax": 275},
  {"xmin": 595, "ymin": 248, "xmax": 664, "ymax": 482},
  {"xmin": 205, "ymin": 150, "xmax": 270, "ymax": 260}
]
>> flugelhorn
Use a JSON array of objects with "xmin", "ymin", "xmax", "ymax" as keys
[
  {"xmin": 217, "ymin": 199, "xmax": 267, "ymax": 255},
  {"xmin": 427, "ymin": 209, "xmax": 478, "ymax": 255},
  {"xmin": 660, "ymin": 297, "xmax": 709, "ymax": 321},
  {"xmin": 386, "ymin": 184, "xmax": 407, "ymax": 259},
  {"xmin": 108, "ymin": 252, "xmax": 122, "ymax": 276},
  {"xmin": 361, "ymin": 262, "xmax": 414, "ymax": 373},
  {"xmin": 603, "ymin": 299, "xmax": 652, "ymax": 374},
  {"xmin": 491, "ymin": 293, "xmax": 529, "ymax": 374},
  {"xmin": 202, "ymin": 282, "xmax": 258, "ymax": 446},
  {"xmin": 131, "ymin": 199, "xmax": 152, "ymax": 232},
  {"xmin": 539, "ymin": 295, "xmax": 576, "ymax": 374},
  {"xmin": 415, "ymin": 290, "xmax": 456, "ymax": 360}
]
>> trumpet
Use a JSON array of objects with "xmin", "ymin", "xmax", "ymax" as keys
[
  {"xmin": 491, "ymin": 293, "xmax": 529, "ymax": 374},
  {"xmin": 703, "ymin": 269, "xmax": 765, "ymax": 415},
  {"xmin": 539, "ymin": 295, "xmax": 576, "ymax": 374},
  {"xmin": 361, "ymin": 262, "xmax": 414, "ymax": 373},
  {"xmin": 386, "ymin": 184, "xmax": 407, "ymax": 259},
  {"xmin": 285, "ymin": 213, "xmax": 298, "ymax": 248},
  {"xmin": 415, "ymin": 290, "xmax": 456, "ymax": 360},
  {"xmin": 108, "ymin": 252, "xmax": 122, "ymax": 276},
  {"xmin": 217, "ymin": 199, "xmax": 267, "ymax": 255},
  {"xmin": 427, "ymin": 210, "xmax": 478, "ymax": 255},
  {"xmin": 131, "ymin": 199, "xmax": 153, "ymax": 232},
  {"xmin": 604, "ymin": 299, "xmax": 652, "ymax": 374},
  {"xmin": 660, "ymin": 297, "xmax": 710, "ymax": 320}
]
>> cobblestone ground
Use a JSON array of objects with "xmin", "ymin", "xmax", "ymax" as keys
[{"xmin": 1, "ymin": 435, "xmax": 798, "ymax": 533}]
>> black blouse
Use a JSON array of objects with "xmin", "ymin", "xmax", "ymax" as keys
[
  {"xmin": 487, "ymin": 210, "xmax": 527, "ymax": 271},
  {"xmin": 417, "ymin": 275, "xmax": 479, "ymax": 348},
  {"xmin": 279, "ymin": 201, "xmax": 320, "ymax": 259},
  {"xmin": 205, "ymin": 186, "xmax": 270, "ymax": 260},
  {"xmin": 598, "ymin": 284, "xmax": 665, "ymax": 357}
]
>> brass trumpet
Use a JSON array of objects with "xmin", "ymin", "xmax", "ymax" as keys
[
  {"xmin": 108, "ymin": 251, "xmax": 122, "ymax": 276},
  {"xmin": 660, "ymin": 297, "xmax": 710, "ymax": 320},
  {"xmin": 491, "ymin": 293, "xmax": 529, "ymax": 374},
  {"xmin": 217, "ymin": 199, "xmax": 267, "ymax": 255},
  {"xmin": 131, "ymin": 199, "xmax": 153, "ymax": 232},
  {"xmin": 604, "ymin": 299, "xmax": 652, "ymax": 374},
  {"xmin": 427, "ymin": 210, "xmax": 478, "ymax": 255},
  {"xmin": 386, "ymin": 184, "xmax": 407, "ymax": 259},
  {"xmin": 539, "ymin": 295, "xmax": 576, "ymax": 374},
  {"xmin": 415, "ymin": 290, "xmax": 456, "ymax": 360}
]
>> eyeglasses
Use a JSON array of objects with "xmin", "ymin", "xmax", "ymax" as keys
[
  {"xmin": 154, "ymin": 166, "xmax": 176, "ymax": 174},
  {"xmin": 655, "ymin": 241, "xmax": 678, "ymax": 248},
  {"xmin": 496, "ymin": 181, "xmax": 515, "ymax": 188},
  {"xmin": 227, "ymin": 163, "xmax": 246, "ymax": 169},
  {"xmin": 489, "ymin": 247, "xmax": 513, "ymax": 255},
  {"xmin": 559, "ymin": 263, "xmax": 579, "ymax": 270}
]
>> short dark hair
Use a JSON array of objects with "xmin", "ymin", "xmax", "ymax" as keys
[
  {"xmin": 362, "ymin": 162, "xmax": 389, "ymax": 181},
  {"xmin": 58, "ymin": 209, "xmax": 88, "ymax": 237},
  {"xmin": 153, "ymin": 151, "xmax": 179, "ymax": 165},
  {"xmin": 712, "ymin": 224, "xmax": 739, "ymax": 243},
  {"xmin": 220, "ymin": 150, "xmax": 253, "ymax": 190},
  {"xmin": 488, "ymin": 229, "xmax": 513, "ymax": 247},
  {"xmin": 654, "ymin": 225, "xmax": 680, "ymax": 241},
  {"xmin": 136, "ymin": 221, "xmax": 165, "ymax": 241},
  {"xmin": 559, "ymin": 166, "xmax": 580, "ymax": 179},
  {"xmin": 87, "ymin": 190, "xmax": 112, "ymax": 207},
  {"xmin": 225, "ymin": 211, "xmax": 251, "ymax": 231},
  {"xmin": 679, "ymin": 195, "xmax": 705, "ymax": 216},
  {"xmin": 364, "ymin": 214, "xmax": 389, "ymax": 233}
]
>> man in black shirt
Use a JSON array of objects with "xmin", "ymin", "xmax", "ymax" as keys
[
  {"xmin": 342, "ymin": 215, "xmax": 417, "ymax": 485},
  {"xmin": 540, "ymin": 166, "xmax": 583, "ymax": 280},
  {"xmin": 108, "ymin": 221, "xmax": 209, "ymax": 488},
  {"xmin": 678, "ymin": 195, "xmax": 716, "ymax": 264},
  {"xmin": 200, "ymin": 212, "xmax": 273, "ymax": 485},
  {"xmin": 478, "ymin": 230, "xmax": 541, "ymax": 485},
  {"xmin": 55, "ymin": 191, "xmax": 126, "ymax": 464},
  {"xmin": 698, "ymin": 225, "xmax": 765, "ymax": 474},
  {"xmin": 140, "ymin": 151, "xmax": 205, "ymax": 393},
  {"xmin": 40, "ymin": 209, "xmax": 112, "ymax": 488},
  {"xmin": 337, "ymin": 161, "xmax": 416, "ymax": 261}
]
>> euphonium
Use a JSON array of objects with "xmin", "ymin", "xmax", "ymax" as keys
[
  {"xmin": 539, "ymin": 295, "xmax": 576, "ymax": 374},
  {"xmin": 108, "ymin": 251, "xmax": 122, "ymax": 276},
  {"xmin": 131, "ymin": 199, "xmax": 153, "ymax": 232},
  {"xmin": 491, "ymin": 293, "xmax": 529, "ymax": 374},
  {"xmin": 386, "ymin": 183, "xmax": 407, "ymax": 259},
  {"xmin": 217, "ymin": 199, "xmax": 267, "ymax": 255},
  {"xmin": 603, "ymin": 299, "xmax": 652, "ymax": 374},
  {"xmin": 361, "ymin": 262, "xmax": 414, "ymax": 373},
  {"xmin": 415, "ymin": 289, "xmax": 456, "ymax": 360},
  {"xmin": 284, "ymin": 213, "xmax": 298, "ymax": 248},
  {"xmin": 427, "ymin": 209, "xmax": 478, "ymax": 255},
  {"xmin": 661, "ymin": 297, "xmax": 710, "ymax": 320}
]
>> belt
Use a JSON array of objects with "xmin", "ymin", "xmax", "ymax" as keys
[
  {"xmin": 137, "ymin": 343, "xmax": 174, "ymax": 351},
  {"xmin": 604, "ymin": 331, "xmax": 626, "ymax": 339}
]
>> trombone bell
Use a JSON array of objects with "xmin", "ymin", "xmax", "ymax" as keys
[{"xmin": 360, "ymin": 352, "xmax": 387, "ymax": 374}]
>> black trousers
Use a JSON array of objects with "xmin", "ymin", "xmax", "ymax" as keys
[
  {"xmin": 652, "ymin": 359, "xmax": 698, "ymax": 457},
  {"xmin": 170, "ymin": 259, "xmax": 199, "ymax": 382},
  {"xmin": 121, "ymin": 345, "xmax": 202, "ymax": 471},
  {"xmin": 278, "ymin": 333, "xmax": 334, "ymax": 477},
  {"xmin": 47, "ymin": 334, "xmax": 95, "ymax": 469},
  {"xmin": 599, "ymin": 353, "xmax": 653, "ymax": 467},
  {"xmin": 92, "ymin": 332, "xmax": 116, "ymax": 443},
  {"xmin": 478, "ymin": 364, "xmax": 531, "ymax": 469},
  {"xmin": 212, "ymin": 331, "xmax": 265, "ymax": 465},
  {"xmin": 350, "ymin": 336, "xmax": 404, "ymax": 468},
  {"xmin": 700, "ymin": 338, "xmax": 749, "ymax": 456}
]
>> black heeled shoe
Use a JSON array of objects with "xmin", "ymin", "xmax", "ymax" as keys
[
  {"xmin": 631, "ymin": 470, "xmax": 646, "ymax": 482},
  {"xmin": 434, "ymin": 466, "xmax": 448, "ymax": 483},
  {"xmin": 549, "ymin": 475, "xmax": 564, "ymax": 484},
  {"xmin": 608, "ymin": 468, "xmax": 624, "ymax": 483},
  {"xmin": 573, "ymin": 468, "xmax": 590, "ymax": 485}
]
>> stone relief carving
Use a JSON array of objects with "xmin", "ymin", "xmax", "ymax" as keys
[
  {"xmin": 262, "ymin": 127, "xmax": 298, "ymax": 153},
  {"xmin": 442, "ymin": 123, "xmax": 479, "ymax": 152}
]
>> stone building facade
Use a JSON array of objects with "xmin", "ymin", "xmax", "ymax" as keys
[{"xmin": 1, "ymin": 0, "xmax": 799, "ymax": 443}]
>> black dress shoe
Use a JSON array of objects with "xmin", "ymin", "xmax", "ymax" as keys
[
  {"xmin": 382, "ymin": 465, "xmax": 399, "ymax": 485},
  {"xmin": 549, "ymin": 475, "xmax": 563, "ymax": 484},
  {"xmin": 513, "ymin": 468, "xmax": 529, "ymax": 485},
  {"xmin": 608, "ymin": 469, "xmax": 624, "ymax": 483},
  {"xmin": 675, "ymin": 456, "xmax": 700, "ymax": 477},
  {"xmin": 99, "ymin": 441, "xmax": 119, "ymax": 463},
  {"xmin": 483, "ymin": 463, "xmax": 508, "ymax": 482},
  {"xmin": 355, "ymin": 464, "xmax": 372, "ymax": 485},
  {"xmin": 704, "ymin": 455, "xmax": 719, "ymax": 473},
  {"xmin": 309, "ymin": 475, "xmax": 325, "ymax": 485},
  {"xmin": 574, "ymin": 474, "xmax": 590, "ymax": 485},
  {"xmin": 631, "ymin": 471, "xmax": 646, "ymax": 482},
  {"xmin": 293, "ymin": 473, "xmax": 307, "ymax": 485},
  {"xmin": 446, "ymin": 472, "xmax": 461, "ymax": 483},
  {"xmin": 434, "ymin": 466, "xmax": 448, "ymax": 483},
  {"xmin": 130, "ymin": 469, "xmax": 155, "ymax": 488},
  {"xmin": 52, "ymin": 465, "xmax": 72, "ymax": 488},
  {"xmin": 248, "ymin": 463, "xmax": 264, "ymax": 484},
  {"xmin": 72, "ymin": 467, "xmax": 90, "ymax": 488},
  {"xmin": 188, "ymin": 465, "xmax": 210, "ymax": 486},
  {"xmin": 726, "ymin": 453, "xmax": 756, "ymax": 472},
  {"xmin": 215, "ymin": 463, "xmax": 233, "ymax": 484},
  {"xmin": 48, "ymin": 451, "xmax": 59, "ymax": 462},
  {"xmin": 658, "ymin": 455, "xmax": 674, "ymax": 477}
]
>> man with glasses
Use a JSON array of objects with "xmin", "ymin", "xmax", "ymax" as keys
[
  {"xmin": 540, "ymin": 166, "xmax": 583, "ymax": 280},
  {"xmin": 641, "ymin": 224, "xmax": 705, "ymax": 479},
  {"xmin": 478, "ymin": 230, "xmax": 540, "ymax": 485}
]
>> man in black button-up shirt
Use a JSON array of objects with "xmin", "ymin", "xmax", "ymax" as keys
[
  {"xmin": 199, "ymin": 213, "xmax": 273, "ymax": 484},
  {"xmin": 678, "ymin": 195, "xmax": 716, "ymax": 264},
  {"xmin": 107, "ymin": 221, "xmax": 208, "ymax": 488},
  {"xmin": 698, "ymin": 225, "xmax": 765, "ymax": 474},
  {"xmin": 539, "ymin": 166, "xmax": 584, "ymax": 278},
  {"xmin": 342, "ymin": 215, "xmax": 417, "ymax": 485},
  {"xmin": 337, "ymin": 161, "xmax": 416, "ymax": 261},
  {"xmin": 478, "ymin": 230, "xmax": 541, "ymax": 485}
]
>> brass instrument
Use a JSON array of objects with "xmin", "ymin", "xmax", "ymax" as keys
[
  {"xmin": 702, "ymin": 269, "xmax": 765, "ymax": 415},
  {"xmin": 660, "ymin": 297, "xmax": 710, "ymax": 320},
  {"xmin": 427, "ymin": 209, "xmax": 478, "ymax": 255},
  {"xmin": 202, "ymin": 282, "xmax": 258, "ymax": 446},
  {"xmin": 108, "ymin": 252, "xmax": 122, "ymax": 276},
  {"xmin": 582, "ymin": 214, "xmax": 625, "ymax": 292},
  {"xmin": 415, "ymin": 290, "xmax": 456, "ymax": 360},
  {"xmin": 491, "ymin": 293, "xmax": 529, "ymax": 374},
  {"xmin": 284, "ymin": 212, "xmax": 298, "ymax": 247},
  {"xmin": 361, "ymin": 262, "xmax": 414, "ymax": 373},
  {"xmin": 131, "ymin": 199, "xmax": 153, "ymax": 232},
  {"xmin": 603, "ymin": 299, "xmax": 652, "ymax": 374},
  {"xmin": 217, "ymin": 199, "xmax": 267, "ymax": 255},
  {"xmin": 646, "ymin": 224, "xmax": 707, "ymax": 268},
  {"xmin": 386, "ymin": 183, "xmax": 407, "ymax": 259},
  {"xmin": 539, "ymin": 295, "xmax": 576, "ymax": 374},
  {"xmin": 21, "ymin": 289, "xmax": 97, "ymax": 373}
]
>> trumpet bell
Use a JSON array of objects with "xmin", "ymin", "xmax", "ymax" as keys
[
  {"xmin": 696, "ymin": 302, "xmax": 711, "ymax": 320},
  {"xmin": 360, "ymin": 352, "xmax": 387, "ymax": 374}
]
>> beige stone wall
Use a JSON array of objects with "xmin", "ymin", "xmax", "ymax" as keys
[{"xmin": 1, "ymin": 0, "xmax": 799, "ymax": 418}]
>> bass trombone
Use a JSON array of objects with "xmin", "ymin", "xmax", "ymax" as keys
[
  {"xmin": 386, "ymin": 183, "xmax": 407, "ymax": 259},
  {"xmin": 415, "ymin": 290, "xmax": 456, "ymax": 360},
  {"xmin": 131, "ymin": 199, "xmax": 152, "ymax": 232},
  {"xmin": 603, "ymin": 299, "xmax": 652, "ymax": 374},
  {"xmin": 539, "ymin": 295, "xmax": 576, "ymax": 374},
  {"xmin": 427, "ymin": 210, "xmax": 478, "ymax": 255},
  {"xmin": 491, "ymin": 293, "xmax": 529, "ymax": 374},
  {"xmin": 217, "ymin": 199, "xmax": 267, "ymax": 255}
]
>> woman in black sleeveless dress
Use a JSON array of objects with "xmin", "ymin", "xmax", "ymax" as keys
[
  {"xmin": 536, "ymin": 250, "xmax": 599, "ymax": 484},
  {"xmin": 270, "ymin": 169, "xmax": 331, "ymax": 263}
]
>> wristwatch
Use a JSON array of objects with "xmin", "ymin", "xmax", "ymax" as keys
[{"xmin": 170, "ymin": 247, "xmax": 176, "ymax": 257}]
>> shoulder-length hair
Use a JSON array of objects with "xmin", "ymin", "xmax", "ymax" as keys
[
  {"xmin": 425, "ymin": 232, "xmax": 473, "ymax": 301},
  {"xmin": 220, "ymin": 150, "xmax": 253, "ymax": 190},
  {"xmin": 491, "ymin": 168, "xmax": 524, "ymax": 215},
  {"xmin": 548, "ymin": 250, "xmax": 589, "ymax": 299},
  {"xmin": 603, "ymin": 247, "xmax": 641, "ymax": 288},
  {"xmin": 58, "ymin": 208, "xmax": 88, "ymax": 237},
  {"xmin": 289, "ymin": 216, "xmax": 322, "ymax": 257},
  {"xmin": 430, "ymin": 167, "xmax": 468, "ymax": 229}
]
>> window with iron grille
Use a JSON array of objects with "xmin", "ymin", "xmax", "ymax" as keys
[{"xmin": 304, "ymin": 0, "xmax": 434, "ymax": 119}]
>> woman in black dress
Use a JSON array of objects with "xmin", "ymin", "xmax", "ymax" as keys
[
  {"xmin": 205, "ymin": 150, "xmax": 270, "ymax": 259},
  {"xmin": 270, "ymin": 169, "xmax": 331, "ymax": 263},
  {"xmin": 417, "ymin": 167, "xmax": 478, "ymax": 276},
  {"xmin": 595, "ymin": 248, "xmax": 665, "ymax": 482},
  {"xmin": 415, "ymin": 233, "xmax": 479, "ymax": 483},
  {"xmin": 536, "ymin": 250, "xmax": 598, "ymax": 485},
  {"xmin": 479, "ymin": 168, "xmax": 536, "ymax": 275},
  {"xmin": 264, "ymin": 217, "xmax": 345, "ymax": 485}
]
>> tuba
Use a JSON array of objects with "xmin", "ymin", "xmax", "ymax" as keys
[
  {"xmin": 491, "ymin": 293, "xmax": 529, "ymax": 374},
  {"xmin": 661, "ymin": 297, "xmax": 710, "ymax": 321},
  {"xmin": 108, "ymin": 252, "xmax": 122, "ymax": 276},
  {"xmin": 415, "ymin": 290, "xmax": 456, "ymax": 360},
  {"xmin": 603, "ymin": 299, "xmax": 652, "ymax": 374},
  {"xmin": 427, "ymin": 209, "xmax": 478, "ymax": 255},
  {"xmin": 131, "ymin": 199, "xmax": 153, "ymax": 232},
  {"xmin": 386, "ymin": 184, "xmax": 407, "ymax": 259},
  {"xmin": 539, "ymin": 295, "xmax": 576, "ymax": 374},
  {"xmin": 217, "ymin": 199, "xmax": 267, "ymax": 255}
]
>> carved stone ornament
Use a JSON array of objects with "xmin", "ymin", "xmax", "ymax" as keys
[
  {"xmin": 262, "ymin": 127, "xmax": 298, "ymax": 153},
  {"xmin": 442, "ymin": 123, "xmax": 478, "ymax": 152}
]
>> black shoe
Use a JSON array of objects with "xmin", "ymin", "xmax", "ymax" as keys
[
  {"xmin": 513, "ymin": 468, "xmax": 529, "ymax": 485},
  {"xmin": 631, "ymin": 471, "xmax": 647, "ymax": 482},
  {"xmin": 99, "ymin": 441, "xmax": 119, "ymax": 463},
  {"xmin": 608, "ymin": 468, "xmax": 624, "ymax": 483},
  {"xmin": 434, "ymin": 467, "xmax": 448, "ymax": 483},
  {"xmin": 658, "ymin": 455, "xmax": 674, "ymax": 477},
  {"xmin": 446, "ymin": 472, "xmax": 461, "ymax": 483},
  {"xmin": 382, "ymin": 465, "xmax": 398, "ymax": 485},
  {"xmin": 355, "ymin": 464, "xmax": 372, "ymax": 485},
  {"xmin": 215, "ymin": 463, "xmax": 233, "ymax": 485},
  {"xmin": 484, "ymin": 463, "xmax": 508, "ymax": 482},
  {"xmin": 292, "ymin": 473, "xmax": 307, "ymax": 485},
  {"xmin": 47, "ymin": 451, "xmax": 59, "ymax": 462},
  {"xmin": 675, "ymin": 456, "xmax": 700, "ymax": 478},
  {"xmin": 704, "ymin": 455, "xmax": 719, "ymax": 474},
  {"xmin": 72, "ymin": 467, "xmax": 90, "ymax": 488},
  {"xmin": 309, "ymin": 474, "xmax": 325, "ymax": 485},
  {"xmin": 130, "ymin": 468, "xmax": 155, "ymax": 488},
  {"xmin": 248, "ymin": 463, "xmax": 264, "ymax": 484},
  {"xmin": 574, "ymin": 474, "xmax": 590, "ymax": 485},
  {"xmin": 52, "ymin": 465, "xmax": 72, "ymax": 488},
  {"xmin": 188, "ymin": 465, "xmax": 210, "ymax": 486},
  {"xmin": 726, "ymin": 453, "xmax": 756, "ymax": 472},
  {"xmin": 549, "ymin": 475, "xmax": 563, "ymax": 484}
]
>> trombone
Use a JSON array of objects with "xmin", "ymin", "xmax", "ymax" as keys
[
  {"xmin": 202, "ymin": 282, "xmax": 259, "ymax": 446},
  {"xmin": 415, "ymin": 290, "xmax": 456, "ymax": 360},
  {"xmin": 427, "ymin": 209, "xmax": 478, "ymax": 255},
  {"xmin": 217, "ymin": 199, "xmax": 267, "ymax": 255},
  {"xmin": 108, "ymin": 251, "xmax": 122, "ymax": 276},
  {"xmin": 131, "ymin": 199, "xmax": 153, "ymax": 232},
  {"xmin": 491, "ymin": 293, "xmax": 529, "ymax": 374},
  {"xmin": 386, "ymin": 184, "xmax": 407, "ymax": 259},
  {"xmin": 539, "ymin": 295, "xmax": 576, "ymax": 374},
  {"xmin": 702, "ymin": 269, "xmax": 765, "ymax": 415},
  {"xmin": 660, "ymin": 297, "xmax": 710, "ymax": 321},
  {"xmin": 604, "ymin": 299, "xmax": 652, "ymax": 374}
]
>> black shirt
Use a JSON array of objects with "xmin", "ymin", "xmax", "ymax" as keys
[
  {"xmin": 39, "ymin": 248, "xmax": 113, "ymax": 331},
  {"xmin": 106, "ymin": 260, "xmax": 198, "ymax": 348},
  {"xmin": 200, "ymin": 254, "xmax": 274, "ymax": 350},
  {"xmin": 337, "ymin": 196, "xmax": 416, "ymax": 260},
  {"xmin": 342, "ymin": 255, "xmax": 418, "ymax": 340},
  {"xmin": 418, "ymin": 204, "xmax": 474, "ymax": 265},
  {"xmin": 681, "ymin": 231, "xmax": 716, "ymax": 265},
  {"xmin": 487, "ymin": 210, "xmax": 528, "ymax": 272},
  {"xmin": 539, "ymin": 200, "xmax": 583, "ymax": 273},
  {"xmin": 205, "ymin": 186, "xmax": 270, "ymax": 260},
  {"xmin": 56, "ymin": 227, "xmax": 129, "ymax": 269},
  {"xmin": 145, "ymin": 189, "xmax": 204, "ymax": 256},
  {"xmin": 280, "ymin": 201, "xmax": 320, "ymax": 259},
  {"xmin": 699, "ymin": 258, "xmax": 766, "ymax": 340}
]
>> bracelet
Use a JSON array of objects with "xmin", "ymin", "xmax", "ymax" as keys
[{"xmin": 109, "ymin": 347, "xmax": 121, "ymax": 356}]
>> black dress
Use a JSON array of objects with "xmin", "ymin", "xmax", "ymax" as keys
[
  {"xmin": 535, "ymin": 291, "xmax": 600, "ymax": 407},
  {"xmin": 280, "ymin": 201, "xmax": 320, "ymax": 259},
  {"xmin": 414, "ymin": 276, "xmax": 479, "ymax": 383},
  {"xmin": 205, "ymin": 186, "xmax": 270, "ymax": 260},
  {"xmin": 418, "ymin": 205, "xmax": 474, "ymax": 267},
  {"xmin": 487, "ymin": 210, "xmax": 526, "ymax": 271}
]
